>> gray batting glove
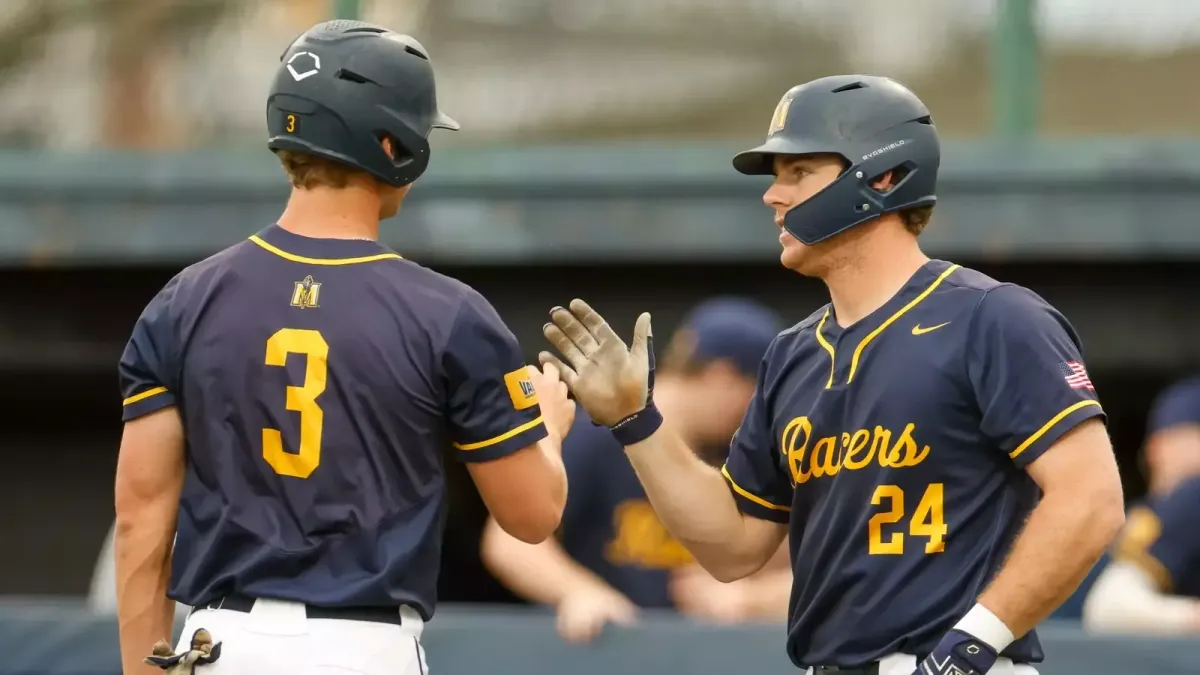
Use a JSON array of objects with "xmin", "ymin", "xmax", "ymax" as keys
[{"xmin": 539, "ymin": 299, "xmax": 653, "ymax": 428}]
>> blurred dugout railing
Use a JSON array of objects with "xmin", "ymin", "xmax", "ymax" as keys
[
  {"xmin": 1, "ymin": 601, "xmax": 1198, "ymax": 675},
  {"xmin": 3, "ymin": 139, "xmax": 1200, "ymax": 265}
]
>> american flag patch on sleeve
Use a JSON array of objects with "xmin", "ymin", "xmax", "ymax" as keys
[{"xmin": 1058, "ymin": 361, "xmax": 1094, "ymax": 391}]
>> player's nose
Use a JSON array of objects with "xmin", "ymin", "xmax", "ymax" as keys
[{"xmin": 762, "ymin": 182, "xmax": 790, "ymax": 216}]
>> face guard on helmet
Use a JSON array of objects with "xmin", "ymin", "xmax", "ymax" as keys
[{"xmin": 733, "ymin": 75, "xmax": 940, "ymax": 246}]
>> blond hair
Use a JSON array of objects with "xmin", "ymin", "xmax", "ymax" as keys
[
  {"xmin": 276, "ymin": 150, "xmax": 363, "ymax": 190},
  {"xmin": 900, "ymin": 205, "xmax": 934, "ymax": 236}
]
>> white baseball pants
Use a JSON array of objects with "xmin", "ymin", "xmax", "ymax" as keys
[{"xmin": 175, "ymin": 598, "xmax": 427, "ymax": 675}]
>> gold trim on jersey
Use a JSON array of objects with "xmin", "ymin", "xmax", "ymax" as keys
[
  {"xmin": 249, "ymin": 235, "xmax": 403, "ymax": 265},
  {"xmin": 814, "ymin": 309, "xmax": 836, "ymax": 389},
  {"xmin": 846, "ymin": 264, "xmax": 960, "ymax": 384},
  {"xmin": 721, "ymin": 464, "xmax": 791, "ymax": 512},
  {"xmin": 454, "ymin": 416, "xmax": 545, "ymax": 451},
  {"xmin": 123, "ymin": 386, "xmax": 169, "ymax": 406},
  {"xmin": 1009, "ymin": 399, "xmax": 1103, "ymax": 459}
]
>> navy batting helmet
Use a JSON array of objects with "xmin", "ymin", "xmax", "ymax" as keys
[
  {"xmin": 267, "ymin": 20, "xmax": 459, "ymax": 188},
  {"xmin": 732, "ymin": 75, "xmax": 939, "ymax": 245}
]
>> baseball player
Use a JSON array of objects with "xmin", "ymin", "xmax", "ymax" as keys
[
  {"xmin": 1083, "ymin": 376, "xmax": 1200, "ymax": 633},
  {"xmin": 481, "ymin": 298, "xmax": 791, "ymax": 642},
  {"xmin": 539, "ymin": 75, "xmax": 1126, "ymax": 675},
  {"xmin": 113, "ymin": 21, "xmax": 572, "ymax": 675}
]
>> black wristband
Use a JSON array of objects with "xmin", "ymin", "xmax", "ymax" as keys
[{"xmin": 609, "ymin": 402, "xmax": 664, "ymax": 446}]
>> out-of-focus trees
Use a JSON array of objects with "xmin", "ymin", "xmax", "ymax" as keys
[{"xmin": 0, "ymin": 0, "xmax": 235, "ymax": 147}]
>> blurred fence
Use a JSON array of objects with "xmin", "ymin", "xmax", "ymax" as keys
[{"xmin": 2, "ymin": 601, "xmax": 1198, "ymax": 675}]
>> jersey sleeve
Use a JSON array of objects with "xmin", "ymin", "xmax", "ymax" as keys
[
  {"xmin": 1146, "ymin": 377, "xmax": 1200, "ymax": 434},
  {"xmin": 966, "ymin": 284, "xmax": 1107, "ymax": 469},
  {"xmin": 119, "ymin": 279, "xmax": 181, "ymax": 421},
  {"xmin": 442, "ymin": 290, "xmax": 547, "ymax": 463},
  {"xmin": 1112, "ymin": 479, "xmax": 1200, "ymax": 592},
  {"xmin": 721, "ymin": 350, "xmax": 791, "ymax": 524}
]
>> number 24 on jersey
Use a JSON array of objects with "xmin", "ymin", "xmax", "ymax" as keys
[{"xmin": 868, "ymin": 483, "xmax": 947, "ymax": 555}]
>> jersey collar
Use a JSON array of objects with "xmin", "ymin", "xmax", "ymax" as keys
[
  {"xmin": 819, "ymin": 259, "xmax": 958, "ymax": 343},
  {"xmin": 250, "ymin": 224, "xmax": 400, "ymax": 263}
]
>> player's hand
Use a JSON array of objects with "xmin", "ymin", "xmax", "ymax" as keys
[
  {"xmin": 555, "ymin": 585, "xmax": 639, "ymax": 644},
  {"xmin": 669, "ymin": 564, "xmax": 751, "ymax": 624},
  {"xmin": 539, "ymin": 299, "xmax": 653, "ymax": 427},
  {"xmin": 914, "ymin": 630, "xmax": 997, "ymax": 675},
  {"xmin": 528, "ymin": 362, "xmax": 576, "ymax": 441},
  {"xmin": 1186, "ymin": 600, "xmax": 1200, "ymax": 632}
]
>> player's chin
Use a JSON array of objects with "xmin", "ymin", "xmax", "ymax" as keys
[{"xmin": 778, "ymin": 237, "xmax": 816, "ymax": 275}]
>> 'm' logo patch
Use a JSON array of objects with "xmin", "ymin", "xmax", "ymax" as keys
[
  {"xmin": 768, "ymin": 95, "xmax": 792, "ymax": 135},
  {"xmin": 291, "ymin": 275, "xmax": 321, "ymax": 309},
  {"xmin": 503, "ymin": 367, "xmax": 540, "ymax": 411}
]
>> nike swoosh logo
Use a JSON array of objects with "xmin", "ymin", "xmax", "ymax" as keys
[{"xmin": 911, "ymin": 322, "xmax": 950, "ymax": 335}]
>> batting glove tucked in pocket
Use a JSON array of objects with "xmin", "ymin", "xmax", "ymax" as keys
[{"xmin": 144, "ymin": 627, "xmax": 222, "ymax": 674}]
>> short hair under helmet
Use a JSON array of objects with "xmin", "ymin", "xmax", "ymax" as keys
[
  {"xmin": 732, "ymin": 75, "xmax": 940, "ymax": 245},
  {"xmin": 267, "ymin": 20, "xmax": 459, "ymax": 187}
]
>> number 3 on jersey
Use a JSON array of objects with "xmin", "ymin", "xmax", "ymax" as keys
[
  {"xmin": 263, "ymin": 328, "xmax": 328, "ymax": 479},
  {"xmin": 868, "ymin": 483, "xmax": 946, "ymax": 555}
]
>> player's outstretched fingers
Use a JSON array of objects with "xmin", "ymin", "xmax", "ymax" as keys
[
  {"xmin": 549, "ymin": 305, "xmax": 600, "ymax": 357},
  {"xmin": 568, "ymin": 298, "xmax": 623, "ymax": 346},
  {"xmin": 629, "ymin": 312, "xmax": 653, "ymax": 362},
  {"xmin": 543, "ymin": 321, "xmax": 589, "ymax": 371},
  {"xmin": 538, "ymin": 352, "xmax": 579, "ymax": 390}
]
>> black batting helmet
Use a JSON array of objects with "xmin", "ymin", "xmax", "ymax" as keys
[
  {"xmin": 733, "ymin": 75, "xmax": 939, "ymax": 245},
  {"xmin": 267, "ymin": 20, "xmax": 459, "ymax": 187}
]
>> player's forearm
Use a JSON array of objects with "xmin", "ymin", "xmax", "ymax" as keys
[
  {"xmin": 480, "ymin": 517, "xmax": 617, "ymax": 606},
  {"xmin": 537, "ymin": 435, "xmax": 569, "ymax": 515},
  {"xmin": 624, "ymin": 427, "xmax": 764, "ymax": 580},
  {"xmin": 741, "ymin": 568, "xmax": 792, "ymax": 620},
  {"xmin": 468, "ymin": 436, "xmax": 568, "ymax": 545},
  {"xmin": 1083, "ymin": 562, "xmax": 1200, "ymax": 634},
  {"xmin": 978, "ymin": 485, "xmax": 1125, "ymax": 638},
  {"xmin": 519, "ymin": 436, "xmax": 570, "ymax": 542},
  {"xmin": 114, "ymin": 513, "xmax": 176, "ymax": 675}
]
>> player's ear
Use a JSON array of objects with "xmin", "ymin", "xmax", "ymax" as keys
[
  {"xmin": 870, "ymin": 170, "xmax": 895, "ymax": 192},
  {"xmin": 380, "ymin": 136, "xmax": 396, "ymax": 161}
]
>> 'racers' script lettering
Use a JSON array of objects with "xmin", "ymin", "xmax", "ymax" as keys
[{"xmin": 782, "ymin": 416, "xmax": 931, "ymax": 486}]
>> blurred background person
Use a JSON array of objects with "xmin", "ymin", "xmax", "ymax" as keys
[
  {"xmin": 1082, "ymin": 376, "xmax": 1200, "ymax": 634},
  {"xmin": 481, "ymin": 297, "xmax": 790, "ymax": 643}
]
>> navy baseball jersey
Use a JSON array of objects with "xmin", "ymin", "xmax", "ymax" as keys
[
  {"xmin": 721, "ymin": 260, "xmax": 1106, "ymax": 668},
  {"xmin": 558, "ymin": 411, "xmax": 692, "ymax": 609},
  {"xmin": 1112, "ymin": 475, "xmax": 1200, "ymax": 598},
  {"xmin": 118, "ymin": 224, "xmax": 546, "ymax": 618}
]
